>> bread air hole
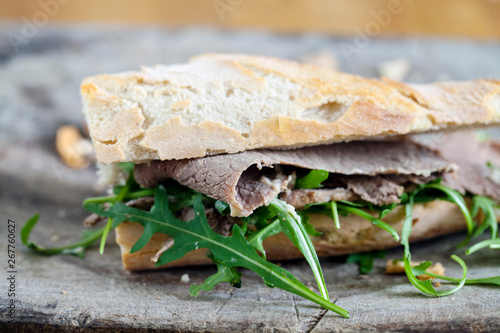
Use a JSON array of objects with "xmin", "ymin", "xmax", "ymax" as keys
[{"xmin": 301, "ymin": 101, "xmax": 348, "ymax": 123}]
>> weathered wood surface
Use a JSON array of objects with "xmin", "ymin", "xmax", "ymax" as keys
[{"xmin": 0, "ymin": 25, "xmax": 499, "ymax": 332}]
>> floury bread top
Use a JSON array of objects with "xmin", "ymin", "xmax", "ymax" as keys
[{"xmin": 81, "ymin": 53, "xmax": 500, "ymax": 164}]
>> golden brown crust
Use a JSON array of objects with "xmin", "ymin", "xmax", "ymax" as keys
[
  {"xmin": 115, "ymin": 200, "xmax": 478, "ymax": 271},
  {"xmin": 81, "ymin": 54, "xmax": 500, "ymax": 164}
]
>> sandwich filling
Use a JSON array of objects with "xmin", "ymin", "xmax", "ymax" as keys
[{"xmin": 133, "ymin": 131, "xmax": 500, "ymax": 216}]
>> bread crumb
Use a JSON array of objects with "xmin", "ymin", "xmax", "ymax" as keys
[
  {"xmin": 385, "ymin": 259, "xmax": 445, "ymax": 281},
  {"xmin": 62, "ymin": 291, "xmax": 67, "ymax": 295},
  {"xmin": 56, "ymin": 125, "xmax": 94, "ymax": 169},
  {"xmin": 385, "ymin": 259, "xmax": 406, "ymax": 274},
  {"xmin": 418, "ymin": 262, "xmax": 445, "ymax": 281},
  {"xmin": 157, "ymin": 296, "xmax": 162, "ymax": 300},
  {"xmin": 434, "ymin": 282, "xmax": 441, "ymax": 288},
  {"xmin": 181, "ymin": 273, "xmax": 190, "ymax": 283},
  {"xmin": 377, "ymin": 57, "xmax": 411, "ymax": 81},
  {"xmin": 50, "ymin": 234, "xmax": 60, "ymax": 243}
]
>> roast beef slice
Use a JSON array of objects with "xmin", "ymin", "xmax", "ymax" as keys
[
  {"xmin": 135, "ymin": 140, "xmax": 454, "ymax": 216},
  {"xmin": 409, "ymin": 131, "xmax": 500, "ymax": 199}
]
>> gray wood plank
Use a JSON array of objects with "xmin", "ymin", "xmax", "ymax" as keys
[{"xmin": 0, "ymin": 25, "xmax": 499, "ymax": 332}]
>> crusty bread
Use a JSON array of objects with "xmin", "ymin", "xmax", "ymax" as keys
[
  {"xmin": 81, "ymin": 54, "xmax": 500, "ymax": 164},
  {"xmin": 115, "ymin": 200, "xmax": 478, "ymax": 271}
]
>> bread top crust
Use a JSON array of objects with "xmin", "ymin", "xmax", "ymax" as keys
[{"xmin": 81, "ymin": 53, "xmax": 500, "ymax": 164}]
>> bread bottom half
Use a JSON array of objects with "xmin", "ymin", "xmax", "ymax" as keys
[{"xmin": 115, "ymin": 200, "xmax": 477, "ymax": 271}]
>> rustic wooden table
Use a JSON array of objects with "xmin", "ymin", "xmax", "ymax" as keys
[{"xmin": 0, "ymin": 25, "xmax": 499, "ymax": 332}]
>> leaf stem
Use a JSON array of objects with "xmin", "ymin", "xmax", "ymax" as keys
[
  {"xmin": 338, "ymin": 204, "xmax": 400, "ymax": 242},
  {"xmin": 98, "ymin": 176, "xmax": 137, "ymax": 254},
  {"xmin": 331, "ymin": 201, "xmax": 340, "ymax": 229}
]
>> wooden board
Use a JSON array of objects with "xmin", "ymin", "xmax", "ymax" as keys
[{"xmin": 0, "ymin": 25, "xmax": 499, "ymax": 332}]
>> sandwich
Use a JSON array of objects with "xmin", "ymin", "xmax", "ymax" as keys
[{"xmin": 23, "ymin": 54, "xmax": 500, "ymax": 318}]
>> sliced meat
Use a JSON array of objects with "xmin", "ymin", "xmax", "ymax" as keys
[
  {"xmin": 135, "ymin": 141, "xmax": 454, "ymax": 216},
  {"xmin": 409, "ymin": 131, "xmax": 500, "ymax": 199},
  {"xmin": 345, "ymin": 176, "xmax": 404, "ymax": 205},
  {"xmin": 280, "ymin": 171, "xmax": 440, "ymax": 208},
  {"xmin": 280, "ymin": 188, "xmax": 360, "ymax": 209},
  {"xmin": 382, "ymin": 173, "xmax": 442, "ymax": 185}
]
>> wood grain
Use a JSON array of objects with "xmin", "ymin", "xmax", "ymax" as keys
[{"xmin": 0, "ymin": 26, "xmax": 499, "ymax": 332}]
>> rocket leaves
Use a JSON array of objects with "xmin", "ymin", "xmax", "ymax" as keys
[
  {"xmin": 84, "ymin": 185, "xmax": 349, "ymax": 318},
  {"xmin": 401, "ymin": 184, "xmax": 468, "ymax": 296},
  {"xmin": 295, "ymin": 169, "xmax": 329, "ymax": 189},
  {"xmin": 268, "ymin": 198, "xmax": 330, "ymax": 301},
  {"xmin": 21, "ymin": 214, "xmax": 105, "ymax": 258}
]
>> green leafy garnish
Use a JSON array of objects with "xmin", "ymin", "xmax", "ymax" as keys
[
  {"xmin": 299, "ymin": 214, "xmax": 323, "ymax": 237},
  {"xmin": 330, "ymin": 201, "xmax": 340, "ymax": 229},
  {"xmin": 412, "ymin": 263, "xmax": 500, "ymax": 286},
  {"xmin": 21, "ymin": 214, "xmax": 105, "ymax": 258},
  {"xmin": 215, "ymin": 200, "xmax": 230, "ymax": 216},
  {"xmin": 84, "ymin": 169, "xmax": 141, "ymax": 254},
  {"xmin": 302, "ymin": 200, "xmax": 399, "ymax": 240},
  {"xmin": 337, "ymin": 203, "xmax": 400, "ymax": 242},
  {"xmin": 85, "ymin": 186, "xmax": 349, "ymax": 317},
  {"xmin": 268, "ymin": 198, "xmax": 330, "ymax": 301},
  {"xmin": 346, "ymin": 250, "xmax": 386, "ymax": 275},
  {"xmin": 402, "ymin": 191, "xmax": 467, "ymax": 296},
  {"xmin": 295, "ymin": 169, "xmax": 329, "ymax": 189},
  {"xmin": 463, "ymin": 195, "xmax": 499, "ymax": 252},
  {"xmin": 246, "ymin": 219, "xmax": 282, "ymax": 258},
  {"xmin": 466, "ymin": 239, "xmax": 500, "ymax": 254},
  {"xmin": 190, "ymin": 253, "xmax": 242, "ymax": 296},
  {"xmin": 86, "ymin": 189, "xmax": 154, "ymax": 205},
  {"xmin": 413, "ymin": 182, "xmax": 474, "ymax": 236}
]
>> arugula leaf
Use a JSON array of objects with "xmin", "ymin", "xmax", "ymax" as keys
[
  {"xmin": 330, "ymin": 201, "xmax": 340, "ymax": 229},
  {"xmin": 346, "ymin": 250, "xmax": 386, "ymax": 275},
  {"xmin": 190, "ymin": 264, "xmax": 242, "ymax": 296},
  {"xmin": 268, "ymin": 198, "xmax": 330, "ymax": 301},
  {"xmin": 118, "ymin": 162, "xmax": 136, "ymax": 174},
  {"xmin": 190, "ymin": 253, "xmax": 242, "ymax": 296},
  {"xmin": 246, "ymin": 219, "xmax": 282, "ymax": 258},
  {"xmin": 337, "ymin": 203, "xmax": 400, "ymax": 242},
  {"xmin": 295, "ymin": 170, "xmax": 329, "ymax": 189},
  {"xmin": 464, "ymin": 195, "xmax": 499, "ymax": 252},
  {"xmin": 100, "ymin": 168, "xmax": 137, "ymax": 254},
  {"xmin": 414, "ymin": 183, "xmax": 474, "ymax": 236},
  {"xmin": 402, "ymin": 193, "xmax": 467, "ymax": 296},
  {"xmin": 301, "ymin": 200, "xmax": 399, "ymax": 239},
  {"xmin": 466, "ymin": 239, "xmax": 500, "ymax": 255},
  {"xmin": 85, "ymin": 186, "xmax": 349, "ymax": 317},
  {"xmin": 21, "ymin": 214, "xmax": 105, "ymax": 258},
  {"xmin": 411, "ymin": 261, "xmax": 433, "ymax": 275},
  {"xmin": 215, "ymin": 200, "xmax": 230, "ymax": 216},
  {"xmin": 412, "ymin": 263, "xmax": 500, "ymax": 286},
  {"xmin": 300, "ymin": 214, "xmax": 323, "ymax": 237},
  {"xmin": 83, "ymin": 189, "xmax": 155, "ymax": 205}
]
